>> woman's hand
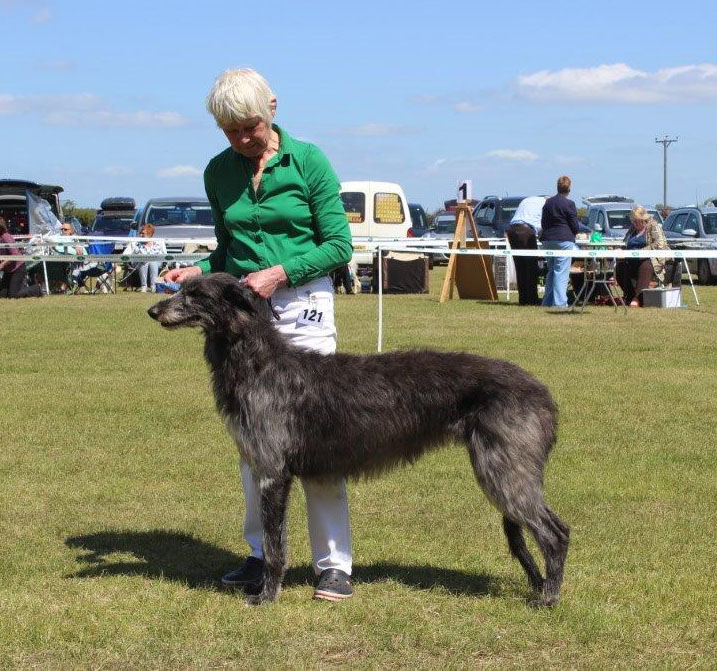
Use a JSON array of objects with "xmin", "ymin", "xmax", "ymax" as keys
[
  {"xmin": 164, "ymin": 266, "xmax": 202, "ymax": 284},
  {"xmin": 242, "ymin": 264, "xmax": 288, "ymax": 299}
]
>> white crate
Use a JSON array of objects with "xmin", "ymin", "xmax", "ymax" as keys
[{"xmin": 642, "ymin": 287, "xmax": 681, "ymax": 308}]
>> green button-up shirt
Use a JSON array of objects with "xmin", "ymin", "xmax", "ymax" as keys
[{"xmin": 197, "ymin": 125, "xmax": 352, "ymax": 287}]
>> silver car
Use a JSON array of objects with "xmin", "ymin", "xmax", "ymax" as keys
[{"xmin": 134, "ymin": 197, "xmax": 214, "ymax": 254}]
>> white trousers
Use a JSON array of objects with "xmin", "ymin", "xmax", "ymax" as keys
[{"xmin": 241, "ymin": 276, "xmax": 353, "ymax": 576}]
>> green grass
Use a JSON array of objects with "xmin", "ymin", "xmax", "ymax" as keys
[{"xmin": 1, "ymin": 273, "xmax": 716, "ymax": 669}]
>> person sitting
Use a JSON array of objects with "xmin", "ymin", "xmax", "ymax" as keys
[
  {"xmin": 615, "ymin": 205, "xmax": 670, "ymax": 307},
  {"xmin": 123, "ymin": 224, "xmax": 166, "ymax": 292},
  {"xmin": 53, "ymin": 221, "xmax": 85, "ymax": 293},
  {"xmin": 0, "ymin": 217, "xmax": 43, "ymax": 298}
]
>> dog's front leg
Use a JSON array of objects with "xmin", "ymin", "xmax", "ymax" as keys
[{"xmin": 246, "ymin": 474, "xmax": 292, "ymax": 605}]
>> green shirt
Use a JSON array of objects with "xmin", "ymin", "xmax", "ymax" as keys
[{"xmin": 197, "ymin": 125, "xmax": 352, "ymax": 287}]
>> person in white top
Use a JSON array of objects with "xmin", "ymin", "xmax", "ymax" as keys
[
  {"xmin": 506, "ymin": 196, "xmax": 546, "ymax": 305},
  {"xmin": 124, "ymin": 224, "xmax": 166, "ymax": 292}
]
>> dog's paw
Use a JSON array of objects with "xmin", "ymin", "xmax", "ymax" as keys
[{"xmin": 245, "ymin": 587, "xmax": 280, "ymax": 606}]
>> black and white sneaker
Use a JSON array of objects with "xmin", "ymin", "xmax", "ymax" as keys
[
  {"xmin": 313, "ymin": 569, "xmax": 353, "ymax": 602},
  {"xmin": 220, "ymin": 556, "xmax": 264, "ymax": 590}
]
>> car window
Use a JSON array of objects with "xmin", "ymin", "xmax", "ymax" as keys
[
  {"xmin": 702, "ymin": 213, "xmax": 717, "ymax": 234},
  {"xmin": 596, "ymin": 211, "xmax": 605, "ymax": 229},
  {"xmin": 663, "ymin": 213, "xmax": 675, "ymax": 231},
  {"xmin": 499, "ymin": 205, "xmax": 519, "ymax": 223},
  {"xmin": 474, "ymin": 203, "xmax": 488, "ymax": 220},
  {"xmin": 648, "ymin": 210, "xmax": 663, "ymax": 224},
  {"xmin": 341, "ymin": 192, "xmax": 365, "ymax": 224},
  {"xmin": 433, "ymin": 215, "xmax": 456, "ymax": 234},
  {"xmin": 588, "ymin": 209, "xmax": 598, "ymax": 226},
  {"xmin": 483, "ymin": 203, "xmax": 496, "ymax": 223},
  {"xmin": 685, "ymin": 212, "xmax": 699, "ymax": 235},
  {"xmin": 606, "ymin": 210, "xmax": 631, "ymax": 230},
  {"xmin": 145, "ymin": 204, "xmax": 213, "ymax": 226},
  {"xmin": 671, "ymin": 213, "xmax": 689, "ymax": 234},
  {"xmin": 374, "ymin": 192, "xmax": 405, "ymax": 224},
  {"xmin": 409, "ymin": 205, "xmax": 427, "ymax": 229},
  {"xmin": 92, "ymin": 216, "xmax": 134, "ymax": 233}
]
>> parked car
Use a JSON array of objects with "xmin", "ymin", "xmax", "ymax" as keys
[
  {"xmin": 662, "ymin": 206, "xmax": 717, "ymax": 284},
  {"xmin": 584, "ymin": 199, "xmax": 663, "ymax": 240},
  {"xmin": 92, "ymin": 197, "xmax": 137, "ymax": 249},
  {"xmin": 420, "ymin": 211, "xmax": 467, "ymax": 264},
  {"xmin": 407, "ymin": 202, "xmax": 431, "ymax": 237},
  {"xmin": 133, "ymin": 197, "xmax": 214, "ymax": 253},
  {"xmin": 472, "ymin": 196, "xmax": 525, "ymax": 238},
  {"xmin": 0, "ymin": 179, "xmax": 63, "ymax": 235}
]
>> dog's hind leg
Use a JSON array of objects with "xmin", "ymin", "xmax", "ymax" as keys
[
  {"xmin": 526, "ymin": 505, "xmax": 570, "ymax": 607},
  {"xmin": 247, "ymin": 474, "xmax": 292, "ymax": 605},
  {"xmin": 502, "ymin": 516, "xmax": 543, "ymax": 592},
  {"xmin": 466, "ymin": 429, "xmax": 569, "ymax": 606}
]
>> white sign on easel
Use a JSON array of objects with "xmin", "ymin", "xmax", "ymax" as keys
[{"xmin": 457, "ymin": 179, "xmax": 472, "ymax": 203}]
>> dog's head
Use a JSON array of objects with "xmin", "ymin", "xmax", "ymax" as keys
[{"xmin": 147, "ymin": 273, "xmax": 261, "ymax": 332}]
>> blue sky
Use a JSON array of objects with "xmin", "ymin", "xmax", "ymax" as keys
[{"xmin": 3, "ymin": 0, "xmax": 717, "ymax": 211}]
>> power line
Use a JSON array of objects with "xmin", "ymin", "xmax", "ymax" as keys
[{"xmin": 655, "ymin": 135, "xmax": 678, "ymax": 208}]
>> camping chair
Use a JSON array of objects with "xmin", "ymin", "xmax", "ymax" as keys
[{"xmin": 72, "ymin": 241, "xmax": 116, "ymax": 294}]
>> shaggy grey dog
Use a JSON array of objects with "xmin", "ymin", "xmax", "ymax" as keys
[{"xmin": 148, "ymin": 273, "xmax": 569, "ymax": 606}]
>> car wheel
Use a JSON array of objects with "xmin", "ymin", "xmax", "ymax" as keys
[{"xmin": 697, "ymin": 259, "xmax": 712, "ymax": 285}]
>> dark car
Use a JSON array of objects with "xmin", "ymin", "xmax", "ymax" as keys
[
  {"xmin": 420, "ymin": 211, "xmax": 467, "ymax": 264},
  {"xmin": 0, "ymin": 179, "xmax": 63, "ymax": 235},
  {"xmin": 662, "ymin": 206, "xmax": 717, "ymax": 284},
  {"xmin": 133, "ymin": 197, "xmax": 214, "ymax": 253},
  {"xmin": 407, "ymin": 202, "xmax": 431, "ymax": 237},
  {"xmin": 472, "ymin": 196, "xmax": 525, "ymax": 238},
  {"xmin": 91, "ymin": 197, "xmax": 137, "ymax": 250}
]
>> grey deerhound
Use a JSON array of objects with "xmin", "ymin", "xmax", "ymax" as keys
[{"xmin": 148, "ymin": 273, "xmax": 569, "ymax": 606}]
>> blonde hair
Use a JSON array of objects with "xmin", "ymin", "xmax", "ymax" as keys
[
  {"xmin": 206, "ymin": 68, "xmax": 275, "ymax": 127},
  {"xmin": 140, "ymin": 224, "xmax": 155, "ymax": 237},
  {"xmin": 630, "ymin": 205, "xmax": 653, "ymax": 225}
]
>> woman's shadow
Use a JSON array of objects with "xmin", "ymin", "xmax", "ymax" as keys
[{"xmin": 65, "ymin": 529, "xmax": 512, "ymax": 597}]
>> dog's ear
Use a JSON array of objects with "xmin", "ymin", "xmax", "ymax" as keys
[{"xmin": 222, "ymin": 278, "xmax": 259, "ymax": 314}]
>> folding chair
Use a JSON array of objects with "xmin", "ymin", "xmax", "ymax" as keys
[{"xmin": 72, "ymin": 241, "xmax": 116, "ymax": 294}]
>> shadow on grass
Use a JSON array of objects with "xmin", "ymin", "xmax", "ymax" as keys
[{"xmin": 65, "ymin": 529, "xmax": 509, "ymax": 598}]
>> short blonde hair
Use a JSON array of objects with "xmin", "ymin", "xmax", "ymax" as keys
[
  {"xmin": 206, "ymin": 68, "xmax": 275, "ymax": 127},
  {"xmin": 630, "ymin": 206, "xmax": 653, "ymax": 225}
]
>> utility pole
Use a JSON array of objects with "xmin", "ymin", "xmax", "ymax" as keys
[{"xmin": 655, "ymin": 135, "xmax": 678, "ymax": 208}]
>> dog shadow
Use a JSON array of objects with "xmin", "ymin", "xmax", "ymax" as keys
[{"xmin": 65, "ymin": 529, "xmax": 510, "ymax": 598}]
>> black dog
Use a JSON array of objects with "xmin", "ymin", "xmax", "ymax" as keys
[{"xmin": 148, "ymin": 273, "xmax": 569, "ymax": 606}]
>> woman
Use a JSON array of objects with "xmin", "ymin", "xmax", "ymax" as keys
[
  {"xmin": 0, "ymin": 217, "xmax": 43, "ymax": 298},
  {"xmin": 615, "ymin": 205, "xmax": 670, "ymax": 307},
  {"xmin": 124, "ymin": 224, "xmax": 165, "ymax": 292},
  {"xmin": 540, "ymin": 175, "xmax": 580, "ymax": 308},
  {"xmin": 165, "ymin": 69, "xmax": 354, "ymax": 601},
  {"xmin": 54, "ymin": 221, "xmax": 85, "ymax": 293}
]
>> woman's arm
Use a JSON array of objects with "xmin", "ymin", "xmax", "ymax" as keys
[{"xmin": 280, "ymin": 145, "xmax": 353, "ymax": 288}]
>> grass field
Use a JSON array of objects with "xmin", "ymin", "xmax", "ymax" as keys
[{"xmin": 2, "ymin": 272, "xmax": 716, "ymax": 669}]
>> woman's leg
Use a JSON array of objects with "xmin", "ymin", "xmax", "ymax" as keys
[
  {"xmin": 148, "ymin": 262, "xmax": 159, "ymax": 289},
  {"xmin": 138, "ymin": 263, "xmax": 148, "ymax": 289},
  {"xmin": 551, "ymin": 242, "xmax": 576, "ymax": 307},
  {"xmin": 542, "ymin": 258, "xmax": 555, "ymax": 306},
  {"xmin": 615, "ymin": 260, "xmax": 634, "ymax": 303},
  {"xmin": 634, "ymin": 259, "xmax": 655, "ymax": 305}
]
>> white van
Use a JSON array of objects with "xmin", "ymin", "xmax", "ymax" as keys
[{"xmin": 340, "ymin": 181, "xmax": 411, "ymax": 264}]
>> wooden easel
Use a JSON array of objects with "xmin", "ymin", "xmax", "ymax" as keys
[{"xmin": 439, "ymin": 203, "xmax": 498, "ymax": 303}]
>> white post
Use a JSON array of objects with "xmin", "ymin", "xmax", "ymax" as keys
[
  {"xmin": 42, "ymin": 261, "xmax": 50, "ymax": 295},
  {"xmin": 377, "ymin": 246, "xmax": 383, "ymax": 353}
]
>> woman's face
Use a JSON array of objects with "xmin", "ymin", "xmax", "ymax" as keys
[
  {"xmin": 632, "ymin": 217, "xmax": 647, "ymax": 232},
  {"xmin": 222, "ymin": 117, "xmax": 272, "ymax": 158}
]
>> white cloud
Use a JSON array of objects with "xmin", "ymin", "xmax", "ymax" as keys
[
  {"xmin": 518, "ymin": 62, "xmax": 717, "ymax": 104},
  {"xmin": 486, "ymin": 149, "xmax": 539, "ymax": 162},
  {"xmin": 157, "ymin": 165, "xmax": 202, "ymax": 178},
  {"xmin": 332, "ymin": 123, "xmax": 418, "ymax": 137},
  {"xmin": 0, "ymin": 93, "xmax": 188, "ymax": 127},
  {"xmin": 453, "ymin": 101, "xmax": 482, "ymax": 113}
]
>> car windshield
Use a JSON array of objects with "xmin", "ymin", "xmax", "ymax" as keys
[
  {"xmin": 92, "ymin": 216, "xmax": 134, "ymax": 233},
  {"xmin": 145, "ymin": 203, "xmax": 213, "ymax": 226},
  {"xmin": 434, "ymin": 215, "xmax": 456, "ymax": 234},
  {"xmin": 606, "ymin": 210, "xmax": 632, "ymax": 229},
  {"xmin": 702, "ymin": 213, "xmax": 717, "ymax": 234},
  {"xmin": 648, "ymin": 210, "xmax": 663, "ymax": 224}
]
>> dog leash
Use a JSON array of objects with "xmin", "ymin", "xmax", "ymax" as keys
[{"xmin": 267, "ymin": 298, "xmax": 280, "ymax": 321}]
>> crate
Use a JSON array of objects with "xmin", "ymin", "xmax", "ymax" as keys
[{"xmin": 642, "ymin": 287, "xmax": 681, "ymax": 308}]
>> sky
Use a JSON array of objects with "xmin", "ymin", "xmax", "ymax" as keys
[{"xmin": 3, "ymin": 0, "xmax": 717, "ymax": 212}]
